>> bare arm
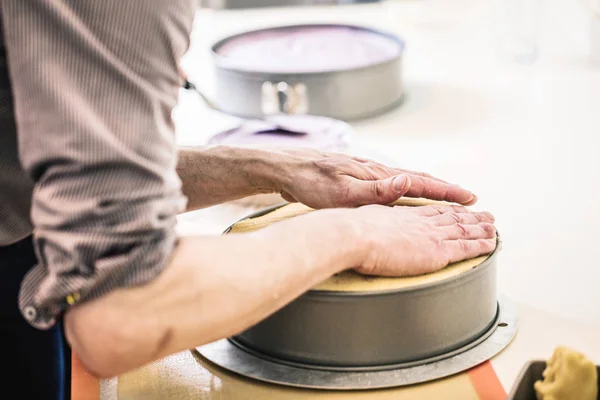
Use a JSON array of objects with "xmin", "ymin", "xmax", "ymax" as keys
[
  {"xmin": 64, "ymin": 208, "xmax": 358, "ymax": 378},
  {"xmin": 64, "ymin": 201, "xmax": 496, "ymax": 378},
  {"xmin": 177, "ymin": 146, "xmax": 282, "ymax": 211},
  {"xmin": 178, "ymin": 145, "xmax": 478, "ymax": 212}
]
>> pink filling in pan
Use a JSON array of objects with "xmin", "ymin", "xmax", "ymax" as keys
[{"xmin": 215, "ymin": 25, "xmax": 402, "ymax": 73}]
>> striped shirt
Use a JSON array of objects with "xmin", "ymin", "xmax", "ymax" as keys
[{"xmin": 0, "ymin": 0, "xmax": 196, "ymax": 329}]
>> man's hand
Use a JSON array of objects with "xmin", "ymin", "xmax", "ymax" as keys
[
  {"xmin": 349, "ymin": 203, "xmax": 496, "ymax": 277},
  {"xmin": 177, "ymin": 146, "xmax": 476, "ymax": 211},
  {"xmin": 274, "ymin": 148, "xmax": 477, "ymax": 209}
]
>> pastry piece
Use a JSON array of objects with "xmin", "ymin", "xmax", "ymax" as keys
[
  {"xmin": 228, "ymin": 198, "xmax": 493, "ymax": 292},
  {"xmin": 534, "ymin": 346, "xmax": 598, "ymax": 400}
]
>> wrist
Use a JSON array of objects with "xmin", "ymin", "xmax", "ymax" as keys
[
  {"xmin": 249, "ymin": 147, "xmax": 298, "ymax": 194},
  {"xmin": 228, "ymin": 146, "xmax": 288, "ymax": 194},
  {"xmin": 302, "ymin": 208, "xmax": 368, "ymax": 274},
  {"xmin": 249, "ymin": 147, "xmax": 307, "ymax": 195},
  {"xmin": 338, "ymin": 209, "xmax": 370, "ymax": 271}
]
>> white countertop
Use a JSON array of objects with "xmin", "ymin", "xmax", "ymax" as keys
[
  {"xmin": 103, "ymin": 0, "xmax": 600, "ymax": 397},
  {"xmin": 177, "ymin": 0, "xmax": 600, "ymax": 325}
]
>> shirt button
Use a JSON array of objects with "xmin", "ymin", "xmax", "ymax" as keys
[
  {"xmin": 66, "ymin": 292, "xmax": 81, "ymax": 305},
  {"xmin": 23, "ymin": 306, "xmax": 37, "ymax": 321}
]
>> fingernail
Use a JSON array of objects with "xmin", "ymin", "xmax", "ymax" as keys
[
  {"xmin": 467, "ymin": 194, "xmax": 477, "ymax": 205},
  {"xmin": 393, "ymin": 175, "xmax": 409, "ymax": 192}
]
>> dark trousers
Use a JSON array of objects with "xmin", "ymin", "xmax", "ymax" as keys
[{"xmin": 0, "ymin": 236, "xmax": 71, "ymax": 400}]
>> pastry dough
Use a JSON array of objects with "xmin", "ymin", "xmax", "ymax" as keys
[
  {"xmin": 228, "ymin": 199, "xmax": 492, "ymax": 292},
  {"xmin": 534, "ymin": 346, "xmax": 598, "ymax": 400}
]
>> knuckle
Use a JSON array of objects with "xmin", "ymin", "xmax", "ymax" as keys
[
  {"xmin": 451, "ymin": 213, "xmax": 461, "ymax": 223},
  {"xmin": 431, "ymin": 233, "xmax": 444, "ymax": 248},
  {"xmin": 464, "ymin": 215, "xmax": 477, "ymax": 224},
  {"xmin": 374, "ymin": 180, "xmax": 386, "ymax": 198},
  {"xmin": 452, "ymin": 205, "xmax": 466, "ymax": 213},
  {"xmin": 432, "ymin": 216, "xmax": 445, "ymax": 226},
  {"xmin": 419, "ymin": 206, "xmax": 432, "ymax": 215},
  {"xmin": 457, "ymin": 223, "xmax": 468, "ymax": 236},
  {"xmin": 431, "ymin": 205, "xmax": 444, "ymax": 215},
  {"xmin": 458, "ymin": 239, "xmax": 471, "ymax": 252},
  {"xmin": 314, "ymin": 159, "xmax": 337, "ymax": 174},
  {"xmin": 478, "ymin": 238, "xmax": 495, "ymax": 253},
  {"xmin": 483, "ymin": 223, "xmax": 497, "ymax": 236}
]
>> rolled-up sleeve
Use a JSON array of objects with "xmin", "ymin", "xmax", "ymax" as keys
[{"xmin": 1, "ymin": 0, "xmax": 196, "ymax": 329}]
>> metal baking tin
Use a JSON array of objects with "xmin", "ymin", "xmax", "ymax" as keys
[
  {"xmin": 210, "ymin": 24, "xmax": 405, "ymax": 121},
  {"xmin": 507, "ymin": 361, "xmax": 600, "ymax": 400},
  {"xmin": 218, "ymin": 205, "xmax": 502, "ymax": 371},
  {"xmin": 199, "ymin": 0, "xmax": 382, "ymax": 10},
  {"xmin": 195, "ymin": 297, "xmax": 517, "ymax": 390}
]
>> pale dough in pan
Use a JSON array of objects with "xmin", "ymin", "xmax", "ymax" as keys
[{"xmin": 227, "ymin": 198, "xmax": 493, "ymax": 292}]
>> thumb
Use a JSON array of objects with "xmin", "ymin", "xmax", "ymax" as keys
[
  {"xmin": 280, "ymin": 191, "xmax": 297, "ymax": 203},
  {"xmin": 349, "ymin": 174, "xmax": 412, "ymax": 206}
]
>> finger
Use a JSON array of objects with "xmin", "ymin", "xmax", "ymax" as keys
[
  {"xmin": 444, "ymin": 238, "xmax": 497, "ymax": 264},
  {"xmin": 440, "ymin": 223, "xmax": 496, "ymax": 240},
  {"xmin": 431, "ymin": 211, "xmax": 495, "ymax": 226},
  {"xmin": 280, "ymin": 191, "xmax": 298, "ymax": 203},
  {"xmin": 344, "ymin": 174, "xmax": 412, "ymax": 206},
  {"xmin": 354, "ymin": 159, "xmax": 450, "ymax": 184},
  {"xmin": 348, "ymin": 156, "xmax": 448, "ymax": 183},
  {"xmin": 351, "ymin": 156, "xmax": 376, "ymax": 163},
  {"xmin": 363, "ymin": 160, "xmax": 450, "ymax": 184},
  {"xmin": 349, "ymin": 158, "xmax": 458, "ymax": 193},
  {"xmin": 394, "ymin": 168, "xmax": 449, "ymax": 184},
  {"xmin": 401, "ymin": 175, "xmax": 476, "ymax": 205},
  {"xmin": 415, "ymin": 204, "xmax": 472, "ymax": 217}
]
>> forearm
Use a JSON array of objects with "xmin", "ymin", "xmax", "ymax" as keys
[
  {"xmin": 64, "ymin": 209, "xmax": 361, "ymax": 378},
  {"xmin": 177, "ymin": 146, "xmax": 285, "ymax": 211}
]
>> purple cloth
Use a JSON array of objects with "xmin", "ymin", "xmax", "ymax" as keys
[{"xmin": 207, "ymin": 115, "xmax": 352, "ymax": 152}]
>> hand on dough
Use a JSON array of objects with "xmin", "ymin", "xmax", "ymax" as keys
[{"xmin": 272, "ymin": 148, "xmax": 477, "ymax": 208}]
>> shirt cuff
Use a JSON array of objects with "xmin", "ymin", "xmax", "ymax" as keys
[{"xmin": 18, "ymin": 197, "xmax": 184, "ymax": 330}]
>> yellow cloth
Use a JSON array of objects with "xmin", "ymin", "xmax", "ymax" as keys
[
  {"xmin": 534, "ymin": 346, "xmax": 598, "ymax": 400},
  {"xmin": 227, "ymin": 199, "xmax": 491, "ymax": 292}
]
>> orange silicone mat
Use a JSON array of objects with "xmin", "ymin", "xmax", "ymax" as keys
[{"xmin": 71, "ymin": 354, "xmax": 506, "ymax": 400}]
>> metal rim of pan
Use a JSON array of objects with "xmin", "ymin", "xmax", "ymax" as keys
[
  {"xmin": 228, "ymin": 302, "xmax": 501, "ymax": 373},
  {"xmin": 194, "ymin": 296, "xmax": 517, "ymax": 390}
]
